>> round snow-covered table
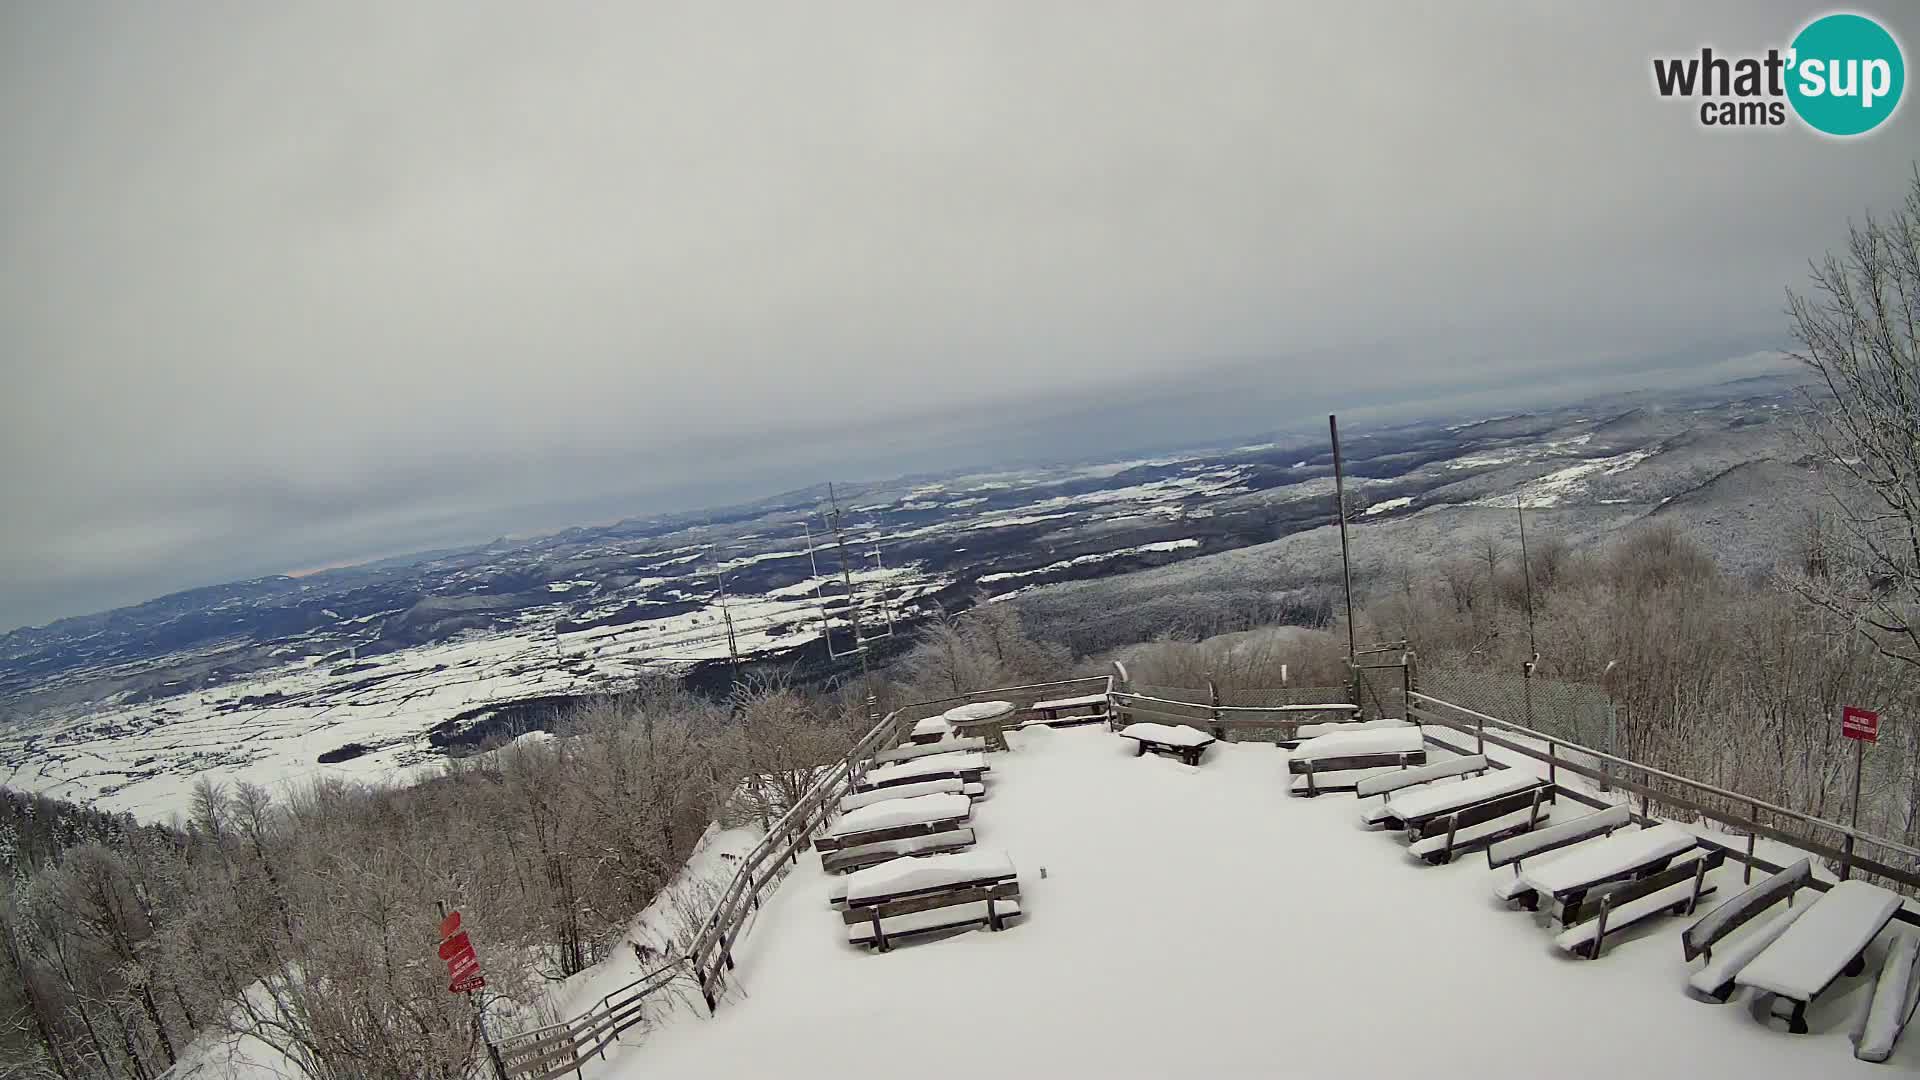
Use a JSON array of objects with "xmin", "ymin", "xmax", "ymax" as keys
[{"xmin": 943, "ymin": 700, "xmax": 1017, "ymax": 751}]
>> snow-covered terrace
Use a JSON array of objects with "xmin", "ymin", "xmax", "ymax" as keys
[{"xmin": 602, "ymin": 724, "xmax": 1914, "ymax": 1077}]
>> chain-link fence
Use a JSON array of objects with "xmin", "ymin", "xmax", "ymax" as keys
[{"xmin": 1419, "ymin": 666, "xmax": 1613, "ymax": 751}]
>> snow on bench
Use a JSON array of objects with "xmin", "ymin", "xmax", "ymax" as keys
[
  {"xmin": 1290, "ymin": 716, "xmax": 1400, "ymax": 742},
  {"xmin": 1687, "ymin": 904, "xmax": 1808, "ymax": 1003},
  {"xmin": 909, "ymin": 715, "xmax": 951, "ymax": 743},
  {"xmin": 872, "ymin": 737, "xmax": 989, "ymax": 766},
  {"xmin": 846, "ymin": 898, "xmax": 1023, "ymax": 948},
  {"xmin": 841, "ymin": 850, "xmax": 1021, "ymax": 951},
  {"xmin": 1118, "ymin": 722, "xmax": 1217, "ymax": 766},
  {"xmin": 1289, "ymin": 726, "xmax": 1427, "ymax": 795},
  {"xmin": 1853, "ymin": 931, "xmax": 1920, "ymax": 1063},
  {"xmin": 1489, "ymin": 804, "xmax": 1631, "ymax": 872},
  {"xmin": 1682, "ymin": 858, "xmax": 1812, "ymax": 963},
  {"xmin": 826, "ymin": 793, "xmax": 971, "ymax": 839},
  {"xmin": 1554, "ymin": 848, "xmax": 1724, "ymax": 960},
  {"xmin": 1379, "ymin": 768, "xmax": 1544, "ymax": 830},
  {"xmin": 1736, "ymin": 879, "xmax": 1903, "ymax": 1033},
  {"xmin": 840, "ymin": 777, "xmax": 974, "ymax": 814},
  {"xmin": 846, "ymin": 849, "xmax": 1016, "ymax": 905},
  {"xmin": 821, "ymin": 828, "xmax": 976, "ymax": 876},
  {"xmin": 1356, "ymin": 754, "xmax": 1489, "ymax": 801},
  {"xmin": 859, "ymin": 752, "xmax": 989, "ymax": 790},
  {"xmin": 1031, "ymin": 693, "xmax": 1107, "ymax": 711},
  {"xmin": 1291, "ymin": 726, "xmax": 1424, "ymax": 761},
  {"xmin": 1406, "ymin": 787, "xmax": 1554, "ymax": 864},
  {"xmin": 1515, "ymin": 823, "xmax": 1697, "ymax": 917}
]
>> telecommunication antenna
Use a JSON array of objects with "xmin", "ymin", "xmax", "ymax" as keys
[
  {"xmin": 816, "ymin": 483, "xmax": 891, "ymax": 724},
  {"xmin": 704, "ymin": 543, "xmax": 743, "ymax": 681}
]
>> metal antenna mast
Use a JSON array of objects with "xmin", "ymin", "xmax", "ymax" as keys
[
  {"xmin": 1329, "ymin": 415, "xmax": 1358, "ymax": 665},
  {"xmin": 1516, "ymin": 495, "xmax": 1539, "ymax": 726},
  {"xmin": 705, "ymin": 543, "xmax": 742, "ymax": 683},
  {"xmin": 823, "ymin": 483, "xmax": 880, "ymax": 725}
]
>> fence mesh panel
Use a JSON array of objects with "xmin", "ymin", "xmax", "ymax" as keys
[{"xmin": 1418, "ymin": 666, "xmax": 1613, "ymax": 750}]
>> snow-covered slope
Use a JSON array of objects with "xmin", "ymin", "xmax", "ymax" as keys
[{"xmin": 596, "ymin": 726, "xmax": 1911, "ymax": 1078}]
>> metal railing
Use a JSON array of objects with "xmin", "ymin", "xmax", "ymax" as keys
[
  {"xmin": 1109, "ymin": 689, "xmax": 1358, "ymax": 741},
  {"xmin": 1407, "ymin": 692, "xmax": 1920, "ymax": 898},
  {"xmin": 496, "ymin": 675, "xmax": 1111, "ymax": 1079}
]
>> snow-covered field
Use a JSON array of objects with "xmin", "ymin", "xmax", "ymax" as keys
[
  {"xmin": 598, "ymin": 725, "xmax": 1914, "ymax": 1078},
  {"xmin": 0, "ymin": 565, "xmax": 931, "ymax": 820}
]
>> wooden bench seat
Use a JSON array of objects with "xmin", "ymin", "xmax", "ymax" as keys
[
  {"xmin": 1117, "ymin": 722, "xmax": 1217, "ymax": 766},
  {"xmin": 1406, "ymin": 785, "xmax": 1554, "ymax": 865},
  {"xmin": 1374, "ymin": 769, "xmax": 1547, "ymax": 833},
  {"xmin": 856, "ymin": 752, "xmax": 990, "ymax": 792},
  {"xmin": 814, "ymin": 793, "xmax": 971, "ymax": 855},
  {"xmin": 1736, "ymin": 879, "xmax": 1903, "ymax": 1034},
  {"xmin": 1288, "ymin": 727, "xmax": 1426, "ymax": 796},
  {"xmin": 842, "ymin": 851, "xmax": 1021, "ymax": 951},
  {"xmin": 1853, "ymin": 932, "xmax": 1920, "ymax": 1062},
  {"xmin": 871, "ymin": 737, "xmax": 988, "ymax": 766},
  {"xmin": 839, "ymin": 777, "xmax": 980, "ymax": 815},
  {"xmin": 1511, "ymin": 822, "xmax": 1699, "ymax": 926},
  {"xmin": 1026, "ymin": 693, "xmax": 1110, "ymax": 727},
  {"xmin": 1488, "ymin": 804, "xmax": 1631, "ymax": 902},
  {"xmin": 1555, "ymin": 848, "xmax": 1724, "ymax": 959},
  {"xmin": 820, "ymin": 827, "xmax": 977, "ymax": 875}
]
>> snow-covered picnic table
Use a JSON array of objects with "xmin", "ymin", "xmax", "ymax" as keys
[
  {"xmin": 1117, "ymin": 722, "xmax": 1216, "ymax": 766},
  {"xmin": 1516, "ymin": 822, "xmax": 1696, "ymax": 902},
  {"xmin": 1026, "ymin": 693, "xmax": 1109, "ymax": 727},
  {"xmin": 1032, "ymin": 692, "xmax": 1107, "ymax": 712},
  {"xmin": 846, "ymin": 850, "xmax": 1016, "ymax": 906},
  {"xmin": 1379, "ymin": 767, "xmax": 1543, "ymax": 828},
  {"xmin": 1290, "ymin": 725, "xmax": 1424, "ymax": 761},
  {"xmin": 839, "ymin": 777, "xmax": 969, "ymax": 814},
  {"xmin": 910, "ymin": 715, "xmax": 951, "ymax": 744},
  {"xmin": 841, "ymin": 849, "xmax": 1022, "ymax": 950},
  {"xmin": 944, "ymin": 700, "xmax": 1015, "ymax": 724},
  {"xmin": 826, "ymin": 793, "xmax": 971, "ymax": 840},
  {"xmin": 1735, "ymin": 879, "xmax": 1903, "ymax": 1029},
  {"xmin": 942, "ymin": 700, "xmax": 1017, "ymax": 749},
  {"xmin": 859, "ymin": 751, "xmax": 989, "ymax": 790}
]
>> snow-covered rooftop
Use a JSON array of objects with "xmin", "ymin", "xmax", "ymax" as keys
[{"xmin": 607, "ymin": 725, "xmax": 1912, "ymax": 1076}]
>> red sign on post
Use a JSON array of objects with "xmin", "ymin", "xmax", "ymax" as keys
[
  {"xmin": 437, "ymin": 911, "xmax": 486, "ymax": 994},
  {"xmin": 1842, "ymin": 706, "xmax": 1879, "ymax": 743}
]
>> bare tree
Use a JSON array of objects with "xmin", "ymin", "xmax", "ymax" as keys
[{"xmin": 1788, "ymin": 165, "xmax": 1920, "ymax": 671}]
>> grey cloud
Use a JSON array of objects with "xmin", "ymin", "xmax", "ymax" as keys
[{"xmin": 3, "ymin": 1, "xmax": 1916, "ymax": 629}]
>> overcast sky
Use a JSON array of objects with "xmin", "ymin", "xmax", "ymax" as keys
[{"xmin": 2, "ymin": 2, "xmax": 1916, "ymax": 631}]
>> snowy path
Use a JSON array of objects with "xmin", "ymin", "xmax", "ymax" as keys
[{"xmin": 603, "ymin": 726, "xmax": 1911, "ymax": 1078}]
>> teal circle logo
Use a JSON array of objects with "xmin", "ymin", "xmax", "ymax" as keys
[{"xmin": 1787, "ymin": 13, "xmax": 1904, "ymax": 136}]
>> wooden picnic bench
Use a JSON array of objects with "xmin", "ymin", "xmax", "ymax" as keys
[
  {"xmin": 1488, "ymin": 804, "xmax": 1631, "ymax": 903},
  {"xmin": 871, "ymin": 737, "xmax": 988, "ymax": 767},
  {"xmin": 1366, "ymin": 767, "xmax": 1546, "ymax": 832},
  {"xmin": 1407, "ymin": 784, "xmax": 1555, "ymax": 865},
  {"xmin": 1853, "ymin": 932, "xmax": 1919, "ymax": 1062},
  {"xmin": 1287, "ymin": 726, "xmax": 1428, "ymax": 796},
  {"xmin": 1554, "ymin": 848, "xmax": 1725, "ymax": 959},
  {"xmin": 841, "ymin": 851, "xmax": 1021, "ymax": 952},
  {"xmin": 839, "ymin": 777, "xmax": 982, "ymax": 815},
  {"xmin": 820, "ymin": 828, "xmax": 977, "ymax": 875},
  {"xmin": 1507, "ymin": 822, "xmax": 1700, "ymax": 926},
  {"xmin": 908, "ymin": 715, "xmax": 950, "ymax": 745},
  {"xmin": 1117, "ymin": 722, "xmax": 1217, "ymax": 766},
  {"xmin": 814, "ymin": 793, "xmax": 971, "ymax": 856},
  {"xmin": 1735, "ymin": 879, "xmax": 1903, "ymax": 1034},
  {"xmin": 1026, "ymin": 692, "xmax": 1110, "ymax": 727},
  {"xmin": 855, "ymin": 752, "xmax": 990, "ymax": 792},
  {"xmin": 1680, "ymin": 857, "xmax": 1814, "ymax": 1001}
]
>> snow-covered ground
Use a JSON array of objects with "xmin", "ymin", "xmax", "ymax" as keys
[
  {"xmin": 598, "ymin": 725, "xmax": 1915, "ymax": 1078},
  {"xmin": 0, "ymin": 564, "xmax": 933, "ymax": 820}
]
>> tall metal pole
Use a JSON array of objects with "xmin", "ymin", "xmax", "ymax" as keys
[
  {"xmin": 1516, "ymin": 496, "xmax": 1538, "ymax": 728},
  {"xmin": 826, "ymin": 484, "xmax": 879, "ymax": 726},
  {"xmin": 1329, "ymin": 415, "xmax": 1358, "ymax": 666}
]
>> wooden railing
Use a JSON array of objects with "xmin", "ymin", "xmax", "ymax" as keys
[
  {"xmin": 1407, "ymin": 692, "xmax": 1920, "ymax": 904},
  {"xmin": 496, "ymin": 675, "xmax": 1111, "ymax": 1079}
]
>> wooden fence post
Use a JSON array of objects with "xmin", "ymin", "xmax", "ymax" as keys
[{"xmin": 1207, "ymin": 676, "xmax": 1223, "ymax": 740}]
